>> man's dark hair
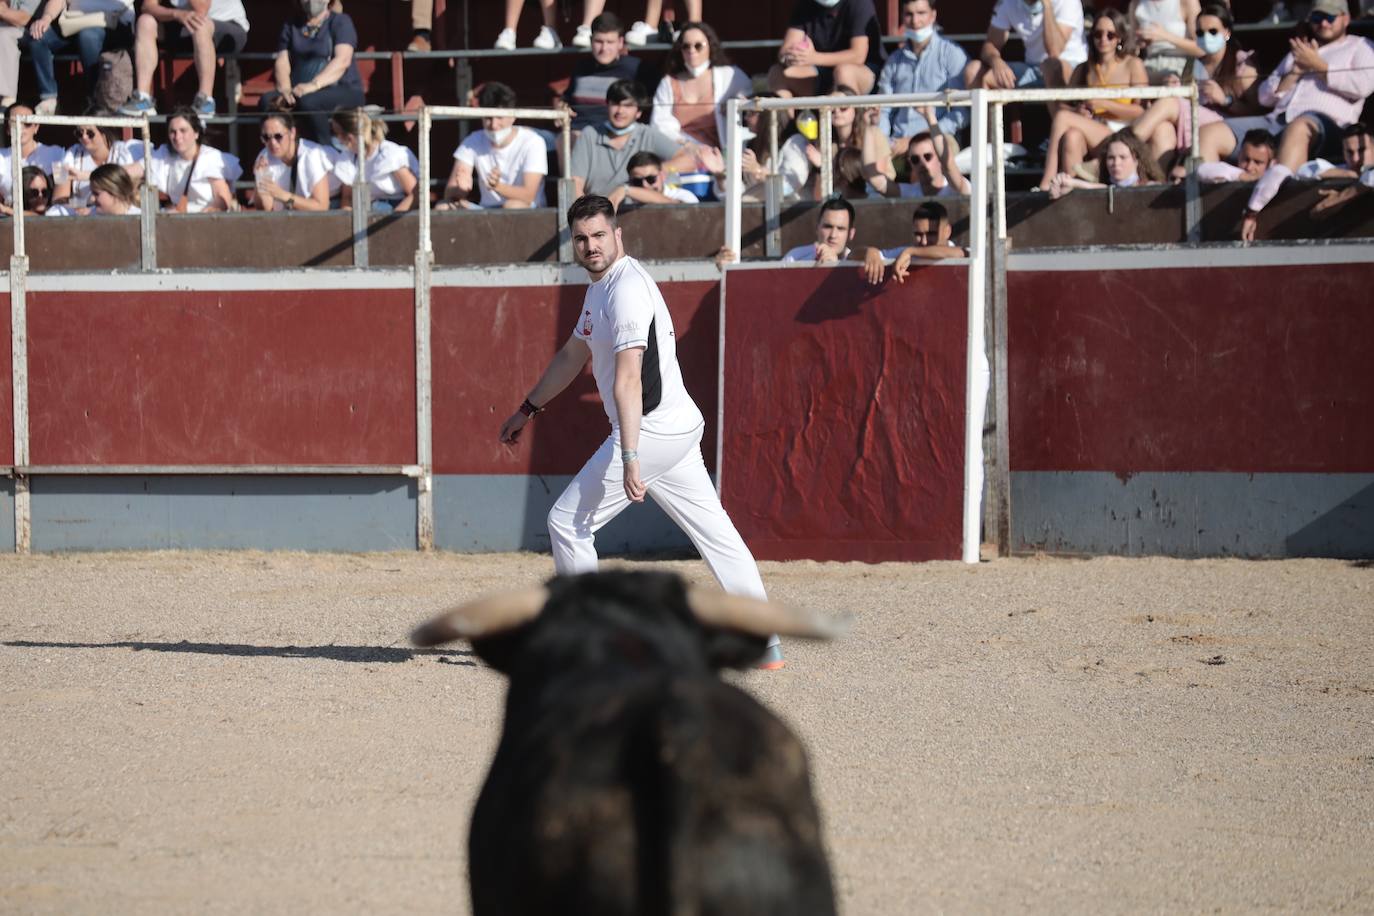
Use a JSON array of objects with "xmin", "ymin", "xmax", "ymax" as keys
[
  {"xmin": 903, "ymin": 0, "xmax": 938, "ymax": 8},
  {"xmin": 606, "ymin": 79, "xmax": 648, "ymax": 109},
  {"xmin": 589, "ymin": 12, "xmax": 624, "ymax": 36},
  {"xmin": 1343, "ymin": 121, "xmax": 1371, "ymax": 140},
  {"xmin": 817, "ymin": 196, "xmax": 854, "ymax": 228},
  {"xmin": 167, "ymin": 105, "xmax": 205, "ymax": 139},
  {"xmin": 912, "ymin": 201, "xmax": 948, "ymax": 226},
  {"xmin": 477, "ymin": 81, "xmax": 518, "ymax": 109},
  {"xmin": 568, "ymin": 194, "xmax": 617, "ymax": 227},
  {"xmin": 1240, "ymin": 129, "xmax": 1275, "ymax": 153},
  {"xmin": 908, "ymin": 131, "xmax": 936, "ymax": 153},
  {"xmin": 626, "ymin": 151, "xmax": 663, "ymax": 171}
]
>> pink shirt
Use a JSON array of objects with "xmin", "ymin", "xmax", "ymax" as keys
[{"xmin": 1258, "ymin": 35, "xmax": 1374, "ymax": 128}]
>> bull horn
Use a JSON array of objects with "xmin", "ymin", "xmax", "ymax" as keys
[
  {"xmin": 410, "ymin": 586, "xmax": 549, "ymax": 647},
  {"xmin": 687, "ymin": 588, "xmax": 847, "ymax": 640}
]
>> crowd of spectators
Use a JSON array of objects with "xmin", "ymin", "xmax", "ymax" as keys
[{"xmin": 0, "ymin": 0, "xmax": 1370, "ymax": 247}]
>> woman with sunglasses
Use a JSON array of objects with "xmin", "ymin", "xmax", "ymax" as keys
[
  {"xmin": 0, "ymin": 103, "xmax": 66, "ymax": 211},
  {"xmin": 253, "ymin": 111, "xmax": 336, "ymax": 212},
  {"xmin": 650, "ymin": 22, "xmax": 750, "ymax": 153},
  {"xmin": 1127, "ymin": 5, "xmax": 1259, "ymax": 169},
  {"xmin": 805, "ymin": 85, "xmax": 893, "ymax": 200},
  {"xmin": 1131, "ymin": 0, "xmax": 1201, "ymax": 83},
  {"xmin": 53, "ymin": 108, "xmax": 146, "ymax": 212},
  {"xmin": 330, "ymin": 107, "xmax": 418, "ymax": 212},
  {"xmin": 146, "ymin": 107, "xmax": 241, "ymax": 213},
  {"xmin": 87, "ymin": 163, "xmax": 140, "ymax": 215},
  {"xmin": 1038, "ymin": 10, "xmax": 1148, "ymax": 191}
]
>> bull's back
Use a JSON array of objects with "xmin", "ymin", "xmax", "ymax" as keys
[{"xmin": 468, "ymin": 675, "xmax": 836, "ymax": 916}]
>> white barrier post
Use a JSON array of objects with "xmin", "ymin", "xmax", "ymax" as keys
[
  {"xmin": 725, "ymin": 98, "xmax": 742, "ymax": 261},
  {"xmin": 964, "ymin": 91, "xmax": 990, "ymax": 565}
]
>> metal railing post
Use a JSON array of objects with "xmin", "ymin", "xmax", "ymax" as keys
[
  {"xmin": 557, "ymin": 112, "xmax": 575, "ymax": 261},
  {"xmin": 964, "ymin": 90, "xmax": 990, "ymax": 565},
  {"xmin": 9, "ymin": 115, "xmax": 28, "ymax": 550},
  {"xmin": 764, "ymin": 174, "xmax": 783, "ymax": 259},
  {"xmin": 139, "ymin": 116, "xmax": 156, "ymax": 270},
  {"xmin": 352, "ymin": 116, "xmax": 370, "ymax": 267},
  {"xmin": 415, "ymin": 106, "xmax": 434, "ymax": 550},
  {"xmin": 724, "ymin": 98, "xmax": 742, "ymax": 260},
  {"xmin": 818, "ymin": 107, "xmax": 833, "ymax": 197},
  {"xmin": 1186, "ymin": 85, "xmax": 1203, "ymax": 243}
]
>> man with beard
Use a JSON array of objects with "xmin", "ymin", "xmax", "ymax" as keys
[{"xmin": 498, "ymin": 195, "xmax": 786, "ymax": 670}]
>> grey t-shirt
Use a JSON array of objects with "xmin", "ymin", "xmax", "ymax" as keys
[{"xmin": 569, "ymin": 123, "xmax": 682, "ymax": 197}]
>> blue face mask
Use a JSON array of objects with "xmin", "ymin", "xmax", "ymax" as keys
[
  {"xmin": 1197, "ymin": 32, "xmax": 1227, "ymax": 55},
  {"xmin": 604, "ymin": 120, "xmax": 636, "ymax": 137},
  {"xmin": 906, "ymin": 25, "xmax": 935, "ymax": 45}
]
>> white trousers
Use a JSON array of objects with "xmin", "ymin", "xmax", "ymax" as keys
[{"xmin": 548, "ymin": 426, "xmax": 768, "ymax": 603}]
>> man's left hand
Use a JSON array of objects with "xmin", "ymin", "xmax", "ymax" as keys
[
  {"xmin": 1289, "ymin": 37, "xmax": 1325, "ymax": 75},
  {"xmin": 623, "ymin": 460, "xmax": 646, "ymax": 503}
]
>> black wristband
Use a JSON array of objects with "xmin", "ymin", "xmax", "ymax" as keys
[{"xmin": 519, "ymin": 398, "xmax": 542, "ymax": 418}]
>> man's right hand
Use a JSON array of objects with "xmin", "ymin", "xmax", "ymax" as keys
[
  {"xmin": 990, "ymin": 59, "xmax": 1017, "ymax": 90},
  {"xmin": 862, "ymin": 247, "xmax": 885, "ymax": 285},
  {"xmin": 1240, "ymin": 212, "xmax": 1259, "ymax": 243},
  {"xmin": 499, "ymin": 411, "xmax": 529, "ymax": 444}
]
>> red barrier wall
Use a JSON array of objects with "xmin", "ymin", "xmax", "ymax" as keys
[
  {"xmin": 721, "ymin": 265, "xmax": 969, "ymax": 562},
  {"xmin": 1, "ymin": 292, "xmax": 10, "ymax": 467},
  {"xmin": 25, "ymin": 291, "xmax": 416, "ymax": 466},
  {"xmin": 432, "ymin": 280, "xmax": 721, "ymax": 476},
  {"xmin": 1009, "ymin": 263, "xmax": 1374, "ymax": 474}
]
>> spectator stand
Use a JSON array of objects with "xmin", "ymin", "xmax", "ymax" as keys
[{"xmin": 722, "ymin": 83, "xmax": 1200, "ymax": 562}]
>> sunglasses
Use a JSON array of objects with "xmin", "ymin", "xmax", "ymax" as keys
[
  {"xmin": 1092, "ymin": 29, "xmax": 1117, "ymax": 39},
  {"xmin": 682, "ymin": 41, "xmax": 708, "ymax": 51},
  {"xmin": 1309, "ymin": 11, "xmax": 1338, "ymax": 23},
  {"xmin": 74, "ymin": 127, "xmax": 99, "ymax": 140},
  {"xmin": 261, "ymin": 131, "xmax": 288, "ymax": 142},
  {"xmin": 910, "ymin": 151, "xmax": 937, "ymax": 164},
  {"xmin": 627, "ymin": 174, "xmax": 658, "ymax": 187}
]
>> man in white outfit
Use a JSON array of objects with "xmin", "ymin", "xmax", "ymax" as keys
[{"xmin": 499, "ymin": 194, "xmax": 785, "ymax": 669}]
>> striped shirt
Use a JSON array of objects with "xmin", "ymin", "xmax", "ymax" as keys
[{"xmin": 1258, "ymin": 35, "xmax": 1374, "ymax": 129}]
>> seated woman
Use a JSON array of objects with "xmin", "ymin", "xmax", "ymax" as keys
[
  {"xmin": 2, "ymin": 165, "xmax": 54, "ymax": 217},
  {"xmin": 807, "ymin": 86, "xmax": 892, "ymax": 200},
  {"xmin": 440, "ymin": 81, "xmax": 547, "ymax": 210},
  {"xmin": 1049, "ymin": 129, "xmax": 1165, "ymax": 198},
  {"xmin": 1129, "ymin": 4, "xmax": 1258, "ymax": 172},
  {"xmin": 87, "ymin": 162, "xmax": 140, "ymax": 215},
  {"xmin": 331, "ymin": 108, "xmax": 418, "ymax": 212},
  {"xmin": 258, "ymin": 0, "xmax": 366, "ymax": 144},
  {"xmin": 147, "ymin": 108, "xmax": 241, "ymax": 212},
  {"xmin": 1131, "ymin": 0, "xmax": 1201, "ymax": 84},
  {"xmin": 734, "ymin": 98, "xmax": 811, "ymax": 202},
  {"xmin": 252, "ymin": 111, "xmax": 336, "ymax": 211},
  {"xmin": 1038, "ymin": 9, "xmax": 1148, "ymax": 190},
  {"xmin": 650, "ymin": 22, "xmax": 751, "ymax": 152},
  {"xmin": 53, "ymin": 108, "xmax": 146, "ymax": 212}
]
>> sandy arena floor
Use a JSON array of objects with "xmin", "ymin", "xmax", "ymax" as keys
[{"xmin": 1, "ymin": 551, "xmax": 1371, "ymax": 914}]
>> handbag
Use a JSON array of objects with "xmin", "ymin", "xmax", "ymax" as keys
[{"xmin": 56, "ymin": 10, "xmax": 118, "ymax": 38}]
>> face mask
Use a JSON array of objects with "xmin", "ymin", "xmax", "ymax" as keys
[
  {"xmin": 302, "ymin": 0, "xmax": 328, "ymax": 16},
  {"xmin": 1023, "ymin": 0, "xmax": 1043, "ymax": 13},
  {"xmin": 604, "ymin": 120, "xmax": 636, "ymax": 137},
  {"xmin": 688, "ymin": 61, "xmax": 710, "ymax": 78},
  {"xmin": 906, "ymin": 25, "xmax": 935, "ymax": 45},
  {"xmin": 330, "ymin": 136, "xmax": 348, "ymax": 153},
  {"xmin": 814, "ymin": 0, "xmax": 843, "ymax": 7},
  {"xmin": 1198, "ymin": 32, "xmax": 1227, "ymax": 55},
  {"xmin": 485, "ymin": 126, "xmax": 514, "ymax": 145},
  {"xmin": 737, "ymin": 126, "xmax": 757, "ymax": 144},
  {"xmin": 1112, "ymin": 172, "xmax": 1139, "ymax": 188}
]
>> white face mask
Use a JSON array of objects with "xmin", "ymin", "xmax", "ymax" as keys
[
  {"xmin": 906, "ymin": 25, "xmax": 935, "ymax": 45},
  {"xmin": 1023, "ymin": 0, "xmax": 1043, "ymax": 13},
  {"xmin": 1198, "ymin": 32, "xmax": 1227, "ymax": 55},
  {"xmin": 1112, "ymin": 171, "xmax": 1139, "ymax": 188},
  {"xmin": 688, "ymin": 61, "xmax": 710, "ymax": 78},
  {"xmin": 814, "ymin": 0, "xmax": 843, "ymax": 7},
  {"xmin": 485, "ymin": 126, "xmax": 513, "ymax": 145}
]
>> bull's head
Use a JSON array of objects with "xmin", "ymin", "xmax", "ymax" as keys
[{"xmin": 410, "ymin": 571, "xmax": 843, "ymax": 673}]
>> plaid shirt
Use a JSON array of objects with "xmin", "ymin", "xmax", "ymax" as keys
[{"xmin": 1258, "ymin": 35, "xmax": 1374, "ymax": 129}]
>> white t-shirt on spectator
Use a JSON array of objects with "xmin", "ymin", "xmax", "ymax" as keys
[
  {"xmin": 0, "ymin": 143, "xmax": 67, "ymax": 204},
  {"xmin": 619, "ymin": 185, "xmax": 698, "ymax": 208},
  {"xmin": 62, "ymin": 139, "xmax": 145, "ymax": 209},
  {"xmin": 44, "ymin": 204, "xmax": 79, "ymax": 217},
  {"xmin": 333, "ymin": 139, "xmax": 419, "ymax": 202},
  {"xmin": 454, "ymin": 127, "xmax": 548, "ymax": 208},
  {"xmin": 147, "ymin": 143, "xmax": 242, "ymax": 212},
  {"xmin": 894, "ymin": 180, "xmax": 961, "ymax": 199},
  {"xmin": 990, "ymin": 0, "xmax": 1087, "ymax": 67},
  {"xmin": 254, "ymin": 137, "xmax": 340, "ymax": 200},
  {"xmin": 168, "ymin": 0, "xmax": 249, "ymax": 32}
]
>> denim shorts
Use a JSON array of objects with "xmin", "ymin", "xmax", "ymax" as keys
[
  {"xmin": 1224, "ymin": 111, "xmax": 1344, "ymax": 163},
  {"xmin": 1008, "ymin": 61, "xmax": 1045, "ymax": 88}
]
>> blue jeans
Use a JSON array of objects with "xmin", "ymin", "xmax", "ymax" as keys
[{"xmin": 22, "ymin": 24, "xmax": 109, "ymax": 100}]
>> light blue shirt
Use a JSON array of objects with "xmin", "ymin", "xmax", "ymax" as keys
[{"xmin": 875, "ymin": 33, "xmax": 969, "ymax": 141}]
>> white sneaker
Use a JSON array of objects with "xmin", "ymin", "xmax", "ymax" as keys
[
  {"xmin": 494, "ymin": 27, "xmax": 516, "ymax": 51},
  {"xmin": 35, "ymin": 97, "xmax": 57, "ymax": 116},
  {"xmin": 572, "ymin": 24, "xmax": 591, "ymax": 47},
  {"xmin": 626, "ymin": 20, "xmax": 656, "ymax": 46},
  {"xmin": 533, "ymin": 25, "xmax": 562, "ymax": 50}
]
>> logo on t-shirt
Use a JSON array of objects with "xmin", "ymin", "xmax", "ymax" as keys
[{"xmin": 581, "ymin": 310, "xmax": 593, "ymax": 336}]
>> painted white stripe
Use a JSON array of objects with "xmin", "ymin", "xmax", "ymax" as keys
[{"xmin": 1009, "ymin": 241, "xmax": 1374, "ymax": 272}]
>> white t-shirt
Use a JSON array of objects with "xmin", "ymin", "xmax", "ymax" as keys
[
  {"xmin": 573, "ymin": 254, "xmax": 703, "ymax": 439},
  {"xmin": 454, "ymin": 127, "xmax": 548, "ymax": 208},
  {"xmin": 254, "ymin": 137, "xmax": 339, "ymax": 199},
  {"xmin": 169, "ymin": 0, "xmax": 249, "ymax": 32},
  {"xmin": 147, "ymin": 143, "xmax": 241, "ymax": 212},
  {"xmin": 619, "ymin": 185, "xmax": 698, "ymax": 209},
  {"xmin": 782, "ymin": 244, "xmax": 853, "ymax": 263},
  {"xmin": 333, "ymin": 140, "xmax": 419, "ymax": 202},
  {"xmin": 990, "ymin": 0, "xmax": 1087, "ymax": 67},
  {"xmin": 61, "ymin": 139, "xmax": 145, "ymax": 209},
  {"xmin": 0, "ymin": 143, "xmax": 66, "ymax": 204},
  {"xmin": 880, "ymin": 240, "xmax": 959, "ymax": 259}
]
